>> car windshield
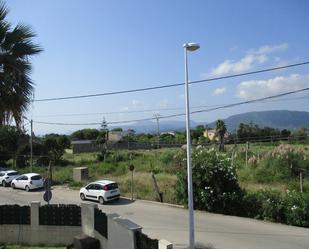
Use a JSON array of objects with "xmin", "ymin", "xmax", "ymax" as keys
[
  {"xmin": 31, "ymin": 175, "xmax": 42, "ymax": 180},
  {"xmin": 7, "ymin": 172, "xmax": 18, "ymax": 176}
]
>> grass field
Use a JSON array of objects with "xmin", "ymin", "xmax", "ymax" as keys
[{"xmin": 14, "ymin": 142, "xmax": 309, "ymax": 204}]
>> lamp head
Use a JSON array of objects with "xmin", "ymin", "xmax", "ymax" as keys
[{"xmin": 183, "ymin": 43, "xmax": 200, "ymax": 51}]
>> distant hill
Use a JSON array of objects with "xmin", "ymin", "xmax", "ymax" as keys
[
  {"xmin": 113, "ymin": 120, "xmax": 198, "ymax": 134},
  {"xmin": 207, "ymin": 110, "xmax": 309, "ymax": 132},
  {"xmin": 110, "ymin": 110, "xmax": 309, "ymax": 134}
]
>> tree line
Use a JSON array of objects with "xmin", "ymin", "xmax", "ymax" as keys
[{"xmin": 1, "ymin": 121, "xmax": 308, "ymax": 168}]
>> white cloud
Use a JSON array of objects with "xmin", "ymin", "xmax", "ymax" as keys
[
  {"xmin": 213, "ymin": 87, "xmax": 226, "ymax": 96},
  {"xmin": 120, "ymin": 106, "xmax": 129, "ymax": 112},
  {"xmin": 132, "ymin": 99, "xmax": 142, "ymax": 108},
  {"xmin": 157, "ymin": 99, "xmax": 169, "ymax": 108},
  {"xmin": 250, "ymin": 43, "xmax": 288, "ymax": 55},
  {"xmin": 211, "ymin": 54, "xmax": 258, "ymax": 76},
  {"xmin": 211, "ymin": 43, "xmax": 288, "ymax": 77},
  {"xmin": 236, "ymin": 74, "xmax": 309, "ymax": 99}
]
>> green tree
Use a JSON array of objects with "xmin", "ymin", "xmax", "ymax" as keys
[
  {"xmin": 175, "ymin": 132, "xmax": 186, "ymax": 144},
  {"xmin": 216, "ymin": 120, "xmax": 226, "ymax": 151},
  {"xmin": 71, "ymin": 128, "xmax": 99, "ymax": 140},
  {"xmin": 159, "ymin": 133, "xmax": 175, "ymax": 144},
  {"xmin": 191, "ymin": 125, "xmax": 205, "ymax": 141},
  {"xmin": 0, "ymin": 125, "xmax": 25, "ymax": 166},
  {"xmin": 0, "ymin": 2, "xmax": 42, "ymax": 127},
  {"xmin": 43, "ymin": 134, "xmax": 70, "ymax": 163},
  {"xmin": 292, "ymin": 127, "xmax": 308, "ymax": 142},
  {"xmin": 122, "ymin": 129, "xmax": 136, "ymax": 142}
]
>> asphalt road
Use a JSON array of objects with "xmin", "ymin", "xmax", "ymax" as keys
[{"xmin": 1, "ymin": 186, "xmax": 309, "ymax": 249}]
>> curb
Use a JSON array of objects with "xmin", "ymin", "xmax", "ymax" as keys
[{"xmin": 121, "ymin": 196, "xmax": 184, "ymax": 209}]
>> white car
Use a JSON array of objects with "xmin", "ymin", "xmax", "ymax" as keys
[
  {"xmin": 0, "ymin": 170, "xmax": 19, "ymax": 187},
  {"xmin": 79, "ymin": 180, "xmax": 120, "ymax": 204},
  {"xmin": 11, "ymin": 173, "xmax": 44, "ymax": 191}
]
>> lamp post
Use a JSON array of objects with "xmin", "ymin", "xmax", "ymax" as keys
[{"xmin": 183, "ymin": 42, "xmax": 200, "ymax": 249}]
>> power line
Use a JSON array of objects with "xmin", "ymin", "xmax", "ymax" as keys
[
  {"xmin": 32, "ymin": 104, "xmax": 222, "ymax": 118},
  {"xmin": 34, "ymin": 61, "xmax": 309, "ymax": 102},
  {"xmin": 33, "ymin": 86, "xmax": 309, "ymax": 126},
  {"xmin": 32, "ymin": 94, "xmax": 309, "ymax": 118}
]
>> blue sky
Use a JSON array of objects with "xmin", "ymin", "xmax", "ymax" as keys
[{"xmin": 6, "ymin": 0, "xmax": 309, "ymax": 134}]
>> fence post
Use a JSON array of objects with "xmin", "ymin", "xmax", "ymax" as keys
[
  {"xmin": 159, "ymin": 239, "xmax": 173, "ymax": 249},
  {"xmin": 107, "ymin": 213, "xmax": 142, "ymax": 249},
  {"xmin": 245, "ymin": 141, "xmax": 249, "ymax": 167},
  {"xmin": 30, "ymin": 201, "xmax": 40, "ymax": 229},
  {"xmin": 300, "ymin": 172, "xmax": 303, "ymax": 193},
  {"xmin": 151, "ymin": 172, "xmax": 163, "ymax": 202},
  {"xmin": 81, "ymin": 203, "xmax": 97, "ymax": 237}
]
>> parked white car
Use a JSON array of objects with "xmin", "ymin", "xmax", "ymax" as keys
[
  {"xmin": 0, "ymin": 170, "xmax": 19, "ymax": 187},
  {"xmin": 11, "ymin": 173, "xmax": 44, "ymax": 191},
  {"xmin": 79, "ymin": 180, "xmax": 120, "ymax": 204}
]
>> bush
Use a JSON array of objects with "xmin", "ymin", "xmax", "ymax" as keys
[
  {"xmin": 242, "ymin": 189, "xmax": 309, "ymax": 227},
  {"xmin": 97, "ymin": 150, "xmax": 134, "ymax": 163},
  {"xmin": 285, "ymin": 191, "xmax": 309, "ymax": 227},
  {"xmin": 254, "ymin": 157, "xmax": 291, "ymax": 182},
  {"xmin": 176, "ymin": 147, "xmax": 244, "ymax": 215},
  {"xmin": 159, "ymin": 150, "xmax": 174, "ymax": 165},
  {"xmin": 252, "ymin": 144, "xmax": 308, "ymax": 183}
]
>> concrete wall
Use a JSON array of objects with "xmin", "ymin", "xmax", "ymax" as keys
[
  {"xmin": 0, "ymin": 202, "xmax": 81, "ymax": 246},
  {"xmin": 81, "ymin": 203, "xmax": 142, "ymax": 249},
  {"xmin": 0, "ymin": 202, "xmax": 173, "ymax": 249},
  {"xmin": 81, "ymin": 203, "xmax": 108, "ymax": 249},
  {"xmin": 107, "ymin": 213, "xmax": 142, "ymax": 249}
]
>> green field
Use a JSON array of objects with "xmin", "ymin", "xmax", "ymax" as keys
[{"xmin": 16, "ymin": 142, "xmax": 309, "ymax": 204}]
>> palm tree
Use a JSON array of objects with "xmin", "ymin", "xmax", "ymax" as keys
[
  {"xmin": 216, "ymin": 119, "xmax": 227, "ymax": 152},
  {"xmin": 0, "ymin": 1, "xmax": 42, "ymax": 128}
]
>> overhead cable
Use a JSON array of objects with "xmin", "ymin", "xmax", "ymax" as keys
[
  {"xmin": 34, "ymin": 61, "xmax": 309, "ymax": 102},
  {"xmin": 33, "ymin": 86, "xmax": 309, "ymax": 126}
]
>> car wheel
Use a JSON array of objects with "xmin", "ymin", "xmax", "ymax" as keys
[
  {"xmin": 80, "ymin": 193, "xmax": 85, "ymax": 201},
  {"xmin": 25, "ymin": 186, "xmax": 30, "ymax": 192},
  {"xmin": 11, "ymin": 183, "xmax": 16, "ymax": 189},
  {"xmin": 2, "ymin": 180, "xmax": 6, "ymax": 187},
  {"xmin": 99, "ymin": 196, "xmax": 105, "ymax": 205}
]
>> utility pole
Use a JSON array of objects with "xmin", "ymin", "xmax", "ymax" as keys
[
  {"xmin": 30, "ymin": 119, "xmax": 33, "ymax": 173},
  {"xmin": 154, "ymin": 114, "xmax": 160, "ymax": 149},
  {"xmin": 245, "ymin": 141, "xmax": 249, "ymax": 167},
  {"xmin": 101, "ymin": 116, "xmax": 108, "ymax": 154}
]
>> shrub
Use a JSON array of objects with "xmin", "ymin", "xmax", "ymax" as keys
[
  {"xmin": 159, "ymin": 150, "xmax": 175, "ymax": 165},
  {"xmin": 267, "ymin": 144, "xmax": 308, "ymax": 176},
  {"xmin": 254, "ymin": 157, "xmax": 291, "ymax": 182},
  {"xmin": 176, "ymin": 147, "xmax": 244, "ymax": 215},
  {"xmin": 285, "ymin": 191, "xmax": 309, "ymax": 227},
  {"xmin": 252, "ymin": 144, "xmax": 309, "ymax": 182},
  {"xmin": 242, "ymin": 189, "xmax": 309, "ymax": 227},
  {"xmin": 52, "ymin": 167, "xmax": 73, "ymax": 184}
]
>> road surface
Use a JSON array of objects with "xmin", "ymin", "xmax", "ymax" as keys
[{"xmin": 0, "ymin": 186, "xmax": 308, "ymax": 249}]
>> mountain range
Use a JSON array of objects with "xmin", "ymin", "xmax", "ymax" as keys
[{"xmin": 114, "ymin": 110, "xmax": 309, "ymax": 133}]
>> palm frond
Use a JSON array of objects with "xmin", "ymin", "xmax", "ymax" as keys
[
  {"xmin": 0, "ymin": 1, "xmax": 8, "ymax": 21},
  {"xmin": 0, "ymin": 2, "xmax": 42, "ymax": 128}
]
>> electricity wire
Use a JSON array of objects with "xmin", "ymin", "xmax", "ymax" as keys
[
  {"xmin": 33, "ymin": 86, "xmax": 309, "ymax": 126},
  {"xmin": 34, "ymin": 61, "xmax": 309, "ymax": 102}
]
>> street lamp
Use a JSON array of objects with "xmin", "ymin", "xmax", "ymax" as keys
[{"xmin": 183, "ymin": 42, "xmax": 200, "ymax": 249}]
